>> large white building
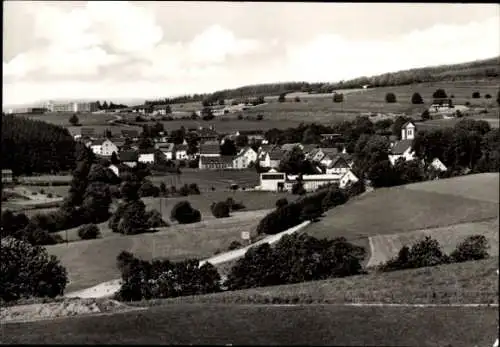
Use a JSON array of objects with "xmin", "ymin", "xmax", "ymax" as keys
[
  {"xmin": 389, "ymin": 121, "xmax": 417, "ymax": 166},
  {"xmin": 90, "ymin": 139, "xmax": 119, "ymax": 156},
  {"xmin": 45, "ymin": 101, "xmax": 98, "ymax": 113},
  {"xmin": 258, "ymin": 169, "xmax": 359, "ymax": 192}
]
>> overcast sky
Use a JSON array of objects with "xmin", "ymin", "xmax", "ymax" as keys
[{"xmin": 3, "ymin": 1, "xmax": 499, "ymax": 106}]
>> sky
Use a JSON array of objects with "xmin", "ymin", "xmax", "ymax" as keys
[{"xmin": 3, "ymin": 1, "xmax": 500, "ymax": 106}]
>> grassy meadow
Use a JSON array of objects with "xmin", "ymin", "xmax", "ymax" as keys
[
  {"xmin": 1, "ymin": 303, "xmax": 497, "ymax": 346},
  {"xmin": 47, "ymin": 209, "xmax": 270, "ymax": 292},
  {"xmin": 17, "ymin": 112, "xmax": 116, "ymax": 126}
]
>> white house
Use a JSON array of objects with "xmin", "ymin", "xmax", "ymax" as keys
[
  {"xmin": 259, "ymin": 149, "xmax": 285, "ymax": 169},
  {"xmin": 138, "ymin": 152, "xmax": 155, "ymax": 164},
  {"xmin": 232, "ymin": 147, "xmax": 258, "ymax": 169},
  {"xmin": 175, "ymin": 144, "xmax": 189, "ymax": 160},
  {"xmin": 325, "ymin": 156, "xmax": 351, "ymax": 175},
  {"xmin": 90, "ymin": 139, "xmax": 118, "ymax": 156}
]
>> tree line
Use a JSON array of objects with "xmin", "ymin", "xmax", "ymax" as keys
[{"xmin": 1, "ymin": 115, "xmax": 76, "ymax": 175}]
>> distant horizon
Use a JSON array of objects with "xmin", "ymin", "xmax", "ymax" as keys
[{"xmin": 3, "ymin": 2, "xmax": 499, "ymax": 106}]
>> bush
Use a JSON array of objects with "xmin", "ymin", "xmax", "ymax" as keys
[
  {"xmin": 300, "ymin": 203, "xmax": 323, "ymax": 222},
  {"xmin": 225, "ymin": 234, "xmax": 365, "ymax": 291},
  {"xmin": 228, "ymin": 240, "xmax": 242, "ymax": 251},
  {"xmin": 333, "ymin": 93, "xmax": 344, "ymax": 103},
  {"xmin": 411, "ymin": 92, "xmax": 424, "ymax": 104},
  {"xmin": 0, "ymin": 237, "xmax": 68, "ymax": 302},
  {"xmin": 385, "ymin": 92, "xmax": 397, "ymax": 103},
  {"xmin": 472, "ymin": 91, "xmax": 481, "ymax": 98},
  {"xmin": 450, "ymin": 235, "xmax": 489, "ymax": 263},
  {"xmin": 145, "ymin": 209, "xmax": 168, "ymax": 229},
  {"xmin": 77, "ymin": 224, "xmax": 100, "ymax": 240},
  {"xmin": 465, "ymin": 101, "xmax": 471, "ymax": 106},
  {"xmin": 138, "ymin": 180, "xmax": 160, "ymax": 198},
  {"xmin": 237, "ymin": 114, "xmax": 243, "ymax": 120},
  {"xmin": 432, "ymin": 89, "xmax": 447, "ymax": 99},
  {"xmin": 256, "ymin": 114, "xmax": 264, "ymax": 121},
  {"xmin": 321, "ymin": 187, "xmax": 348, "ymax": 211},
  {"xmin": 294, "ymin": 96, "xmax": 301, "ymax": 102},
  {"xmin": 47, "ymin": 193, "xmax": 53, "ymax": 198},
  {"xmin": 485, "ymin": 94, "xmax": 492, "ymax": 99},
  {"xmin": 380, "ymin": 236, "xmax": 449, "ymax": 272},
  {"xmin": 40, "ymin": 189, "xmax": 45, "ymax": 194},
  {"xmin": 170, "ymin": 201, "xmax": 202, "ymax": 224},
  {"xmin": 211, "ymin": 201, "xmax": 231, "ymax": 218},
  {"xmin": 292, "ymin": 181, "xmax": 306, "ymax": 195},
  {"xmin": 275, "ymin": 198, "xmax": 289, "ymax": 209},
  {"xmin": 109, "ymin": 200, "xmax": 148, "ymax": 235},
  {"xmin": 188, "ymin": 183, "xmax": 200, "ymax": 195},
  {"xmin": 421, "ymin": 109, "xmax": 430, "ymax": 120},
  {"xmin": 115, "ymin": 253, "xmax": 221, "ymax": 301},
  {"xmin": 226, "ymin": 197, "xmax": 245, "ymax": 211}
]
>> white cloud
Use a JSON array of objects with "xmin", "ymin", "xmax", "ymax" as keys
[{"xmin": 188, "ymin": 25, "xmax": 261, "ymax": 64}]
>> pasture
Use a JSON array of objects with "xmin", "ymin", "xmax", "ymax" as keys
[
  {"xmin": 16, "ymin": 112, "xmax": 115, "ymax": 126},
  {"xmin": 46, "ymin": 209, "xmax": 270, "ymax": 292},
  {"xmin": 150, "ymin": 168, "xmax": 260, "ymax": 191},
  {"xmin": 148, "ymin": 256, "xmax": 499, "ymax": 306},
  {"xmin": 1, "ymin": 303, "xmax": 497, "ymax": 346}
]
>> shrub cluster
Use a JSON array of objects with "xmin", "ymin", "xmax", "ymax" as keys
[
  {"xmin": 225, "ymin": 234, "xmax": 366, "ymax": 291},
  {"xmin": 114, "ymin": 251, "xmax": 221, "ymax": 301},
  {"xmin": 379, "ymin": 235, "xmax": 490, "ymax": 272},
  {"xmin": 170, "ymin": 201, "xmax": 202, "ymax": 224},
  {"xmin": 0, "ymin": 237, "xmax": 68, "ymax": 302},
  {"xmin": 211, "ymin": 201, "xmax": 231, "ymax": 218},
  {"xmin": 77, "ymin": 224, "xmax": 101, "ymax": 240}
]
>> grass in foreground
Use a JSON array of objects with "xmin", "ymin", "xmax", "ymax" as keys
[
  {"xmin": 46, "ymin": 210, "xmax": 269, "ymax": 292},
  {"xmin": 1, "ymin": 304, "xmax": 497, "ymax": 346},
  {"xmin": 139, "ymin": 256, "xmax": 499, "ymax": 306}
]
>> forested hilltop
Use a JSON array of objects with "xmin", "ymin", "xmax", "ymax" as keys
[
  {"xmin": 1, "ymin": 114, "xmax": 76, "ymax": 175},
  {"xmin": 153, "ymin": 56, "xmax": 499, "ymax": 104}
]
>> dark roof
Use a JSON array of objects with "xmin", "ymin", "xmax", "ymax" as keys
[
  {"xmin": 118, "ymin": 150, "xmax": 139, "ymax": 162},
  {"xmin": 302, "ymin": 144, "xmax": 319, "ymax": 154},
  {"xmin": 81, "ymin": 127, "xmax": 95, "ymax": 136},
  {"xmin": 200, "ymin": 143, "xmax": 220, "ymax": 155},
  {"xmin": 158, "ymin": 143, "xmax": 175, "ymax": 151},
  {"xmin": 121, "ymin": 129, "xmax": 139, "ymax": 138},
  {"xmin": 390, "ymin": 139, "xmax": 414, "ymax": 155},
  {"xmin": 91, "ymin": 139, "xmax": 105, "ymax": 146},
  {"xmin": 198, "ymin": 128, "xmax": 219, "ymax": 137},
  {"xmin": 153, "ymin": 104, "xmax": 171, "ymax": 110},
  {"xmin": 269, "ymin": 149, "xmax": 285, "ymax": 160},
  {"xmin": 239, "ymin": 130, "xmax": 264, "ymax": 135},
  {"xmin": 175, "ymin": 144, "xmax": 188, "ymax": 152},
  {"xmin": 200, "ymin": 156, "xmax": 234, "ymax": 165},
  {"xmin": 109, "ymin": 138, "xmax": 125, "ymax": 147},
  {"xmin": 328, "ymin": 156, "xmax": 350, "ymax": 169}
]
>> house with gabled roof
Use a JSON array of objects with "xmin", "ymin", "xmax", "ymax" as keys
[
  {"xmin": 157, "ymin": 142, "xmax": 175, "ymax": 160},
  {"xmin": 174, "ymin": 144, "xmax": 189, "ymax": 160},
  {"xmin": 118, "ymin": 150, "xmax": 139, "ymax": 168},
  {"xmin": 90, "ymin": 138, "xmax": 119, "ymax": 157},
  {"xmin": 259, "ymin": 148, "xmax": 285, "ymax": 169},
  {"xmin": 233, "ymin": 147, "xmax": 258, "ymax": 169},
  {"xmin": 325, "ymin": 155, "xmax": 351, "ymax": 175}
]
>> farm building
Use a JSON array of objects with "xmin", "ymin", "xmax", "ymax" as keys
[
  {"xmin": 199, "ymin": 156, "xmax": 234, "ymax": 170},
  {"xmin": 152, "ymin": 105, "xmax": 171, "ymax": 116},
  {"xmin": 121, "ymin": 129, "xmax": 140, "ymax": 140},
  {"xmin": 258, "ymin": 169, "xmax": 359, "ymax": 192},
  {"xmin": 197, "ymin": 126, "xmax": 219, "ymax": 143},
  {"xmin": 200, "ymin": 141, "xmax": 221, "ymax": 157},
  {"xmin": 325, "ymin": 156, "xmax": 352, "ymax": 175},
  {"xmin": 2, "ymin": 169, "xmax": 13, "ymax": 183}
]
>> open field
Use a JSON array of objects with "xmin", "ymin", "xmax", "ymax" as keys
[
  {"xmin": 25, "ymin": 185, "xmax": 70, "ymax": 198},
  {"xmin": 143, "ymin": 257, "xmax": 499, "ymax": 306},
  {"xmin": 150, "ymin": 168, "xmax": 260, "ymax": 191},
  {"xmin": 17, "ymin": 175, "xmax": 73, "ymax": 184},
  {"xmin": 47, "ymin": 209, "xmax": 270, "ymax": 292},
  {"xmin": 66, "ymin": 124, "xmax": 143, "ymax": 138},
  {"xmin": 304, "ymin": 181, "xmax": 499, "ymax": 242},
  {"xmin": 404, "ymin": 172, "xmax": 499, "ymax": 203},
  {"xmin": 1, "ymin": 303, "xmax": 497, "ymax": 346},
  {"xmin": 368, "ymin": 218, "xmax": 499, "ymax": 267},
  {"xmin": 142, "ymin": 190, "xmax": 293, "ymax": 223},
  {"xmin": 16, "ymin": 112, "xmax": 115, "ymax": 126}
]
